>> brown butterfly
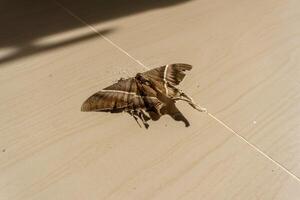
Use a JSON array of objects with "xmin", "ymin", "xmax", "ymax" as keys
[{"xmin": 81, "ymin": 63, "xmax": 207, "ymax": 129}]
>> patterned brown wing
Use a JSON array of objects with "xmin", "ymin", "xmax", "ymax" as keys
[
  {"xmin": 142, "ymin": 63, "xmax": 192, "ymax": 86},
  {"xmin": 140, "ymin": 63, "xmax": 192, "ymax": 98},
  {"xmin": 81, "ymin": 78, "xmax": 162, "ymax": 113}
]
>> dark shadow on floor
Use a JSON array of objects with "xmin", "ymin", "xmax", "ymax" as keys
[
  {"xmin": 0, "ymin": 0, "xmax": 191, "ymax": 66},
  {"xmin": 0, "ymin": 29, "xmax": 114, "ymax": 65}
]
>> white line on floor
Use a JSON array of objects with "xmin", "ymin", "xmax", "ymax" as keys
[{"xmin": 207, "ymin": 112, "xmax": 300, "ymax": 182}]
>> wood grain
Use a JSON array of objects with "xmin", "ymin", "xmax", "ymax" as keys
[{"xmin": 1, "ymin": 0, "xmax": 300, "ymax": 199}]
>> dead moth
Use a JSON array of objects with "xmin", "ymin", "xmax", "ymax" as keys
[{"xmin": 81, "ymin": 63, "xmax": 207, "ymax": 129}]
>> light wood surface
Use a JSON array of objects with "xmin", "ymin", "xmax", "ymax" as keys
[
  {"xmin": 58, "ymin": 0, "xmax": 300, "ymax": 176},
  {"xmin": 1, "ymin": 0, "xmax": 300, "ymax": 199}
]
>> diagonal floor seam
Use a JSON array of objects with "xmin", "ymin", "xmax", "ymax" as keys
[
  {"xmin": 207, "ymin": 112, "xmax": 300, "ymax": 182},
  {"xmin": 54, "ymin": 0, "xmax": 300, "ymax": 183}
]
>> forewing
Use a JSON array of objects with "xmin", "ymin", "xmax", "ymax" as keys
[
  {"xmin": 142, "ymin": 63, "xmax": 192, "ymax": 86},
  {"xmin": 141, "ymin": 63, "xmax": 192, "ymax": 98},
  {"xmin": 81, "ymin": 78, "xmax": 162, "ymax": 113}
]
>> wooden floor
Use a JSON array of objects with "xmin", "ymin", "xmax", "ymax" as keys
[{"xmin": 1, "ymin": 0, "xmax": 300, "ymax": 199}]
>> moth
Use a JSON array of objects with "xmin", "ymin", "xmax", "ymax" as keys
[{"xmin": 81, "ymin": 63, "xmax": 207, "ymax": 129}]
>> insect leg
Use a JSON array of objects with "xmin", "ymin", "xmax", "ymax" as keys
[
  {"xmin": 137, "ymin": 109, "xmax": 150, "ymax": 129},
  {"xmin": 140, "ymin": 109, "xmax": 151, "ymax": 121},
  {"xmin": 128, "ymin": 110, "xmax": 142, "ymax": 128}
]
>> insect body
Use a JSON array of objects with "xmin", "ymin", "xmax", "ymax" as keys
[{"xmin": 81, "ymin": 63, "xmax": 206, "ymax": 128}]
